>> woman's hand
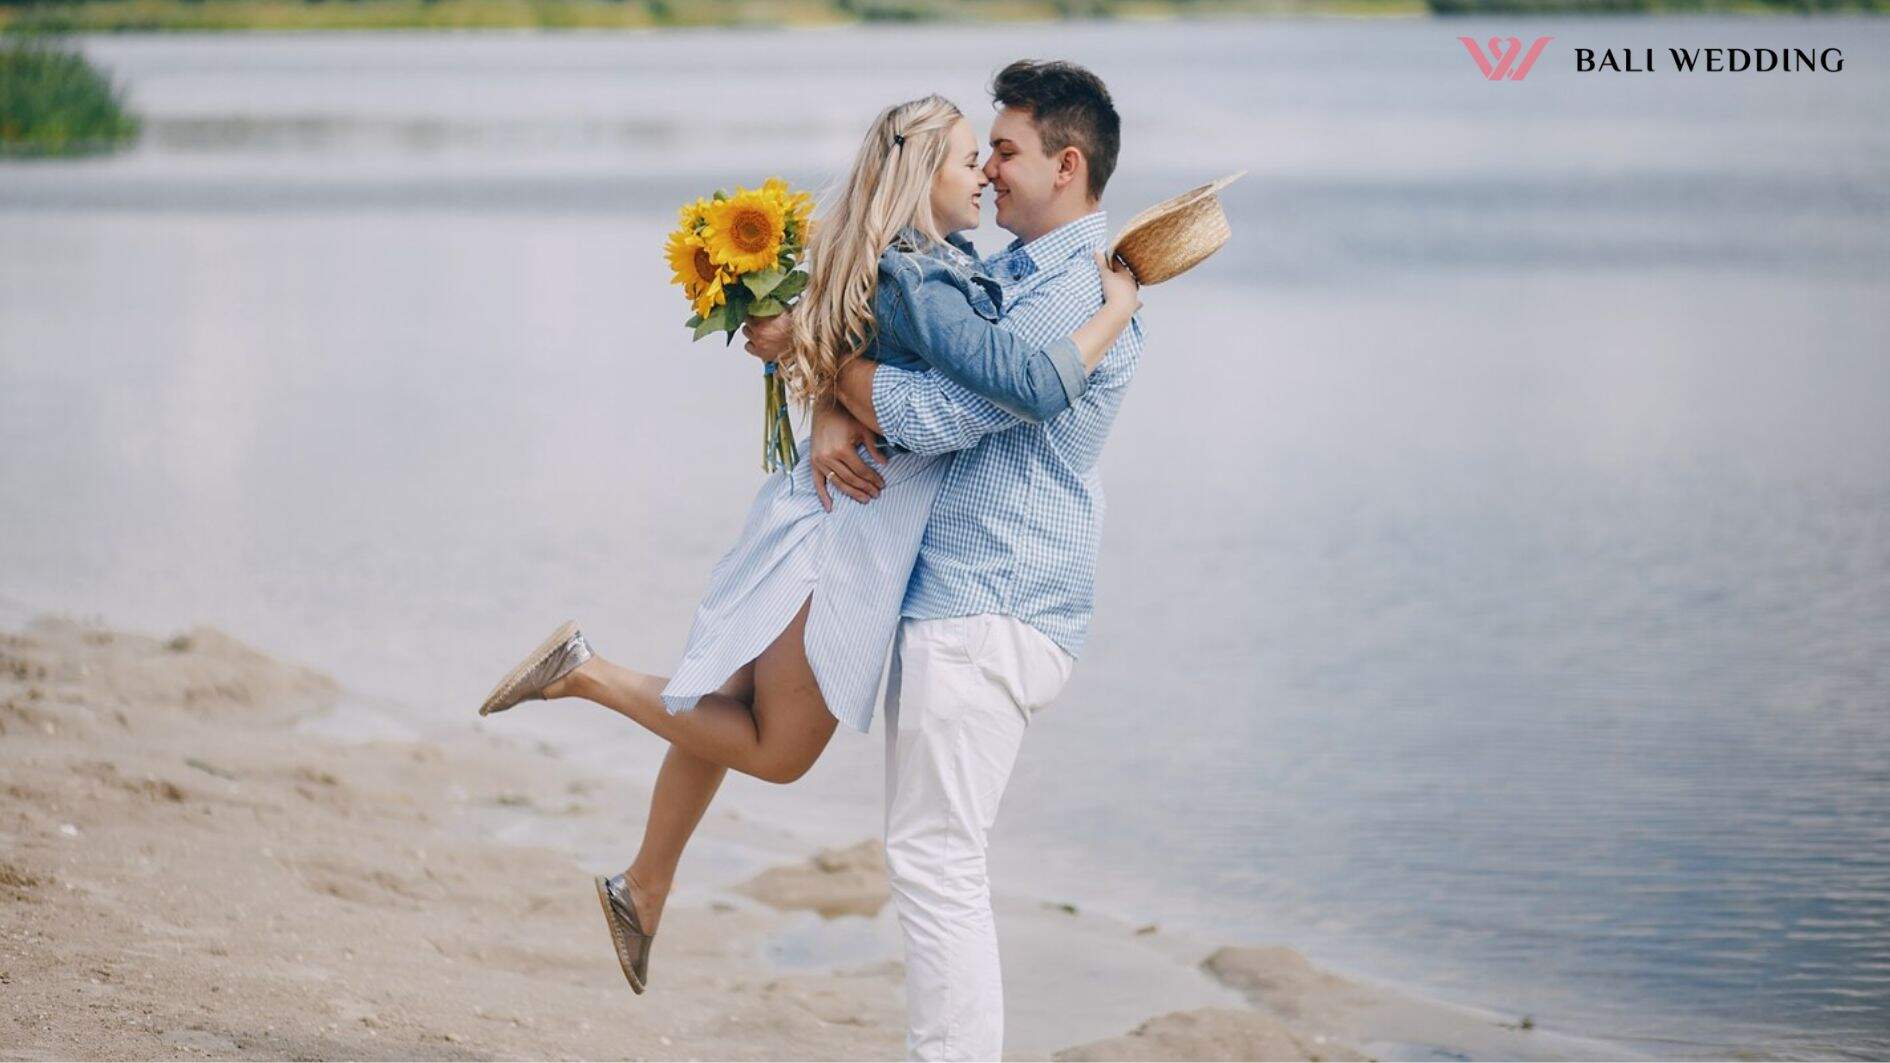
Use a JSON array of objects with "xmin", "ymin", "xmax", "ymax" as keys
[
  {"xmin": 1097, "ymin": 250, "xmax": 1142, "ymax": 313},
  {"xmin": 742, "ymin": 311, "xmax": 794, "ymax": 363},
  {"xmin": 810, "ymin": 399, "xmax": 887, "ymax": 512}
]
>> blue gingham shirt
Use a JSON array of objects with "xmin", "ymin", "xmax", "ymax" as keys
[{"xmin": 871, "ymin": 212, "xmax": 1143, "ymax": 659}]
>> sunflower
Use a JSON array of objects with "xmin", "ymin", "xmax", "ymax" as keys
[
  {"xmin": 666, "ymin": 227, "xmax": 730, "ymax": 319},
  {"xmin": 763, "ymin": 177, "xmax": 812, "ymax": 216},
  {"xmin": 677, "ymin": 196, "xmax": 712, "ymax": 233},
  {"xmin": 701, "ymin": 188, "xmax": 787, "ymax": 274},
  {"xmin": 691, "ymin": 271, "xmax": 729, "ymax": 320},
  {"xmin": 763, "ymin": 177, "xmax": 815, "ymax": 237}
]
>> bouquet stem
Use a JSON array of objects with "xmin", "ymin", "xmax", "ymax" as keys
[{"xmin": 762, "ymin": 362, "xmax": 798, "ymax": 474}]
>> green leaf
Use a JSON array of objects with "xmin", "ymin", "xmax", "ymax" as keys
[
  {"xmin": 750, "ymin": 297, "xmax": 786, "ymax": 317},
  {"xmin": 772, "ymin": 270, "xmax": 809, "ymax": 301},
  {"xmin": 692, "ymin": 305, "xmax": 727, "ymax": 340},
  {"xmin": 684, "ymin": 313, "xmax": 704, "ymax": 329},
  {"xmin": 741, "ymin": 268, "xmax": 786, "ymax": 299},
  {"xmin": 723, "ymin": 286, "xmax": 753, "ymax": 323}
]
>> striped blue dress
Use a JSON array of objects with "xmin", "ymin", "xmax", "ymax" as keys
[
  {"xmin": 657, "ymin": 233, "xmax": 1089, "ymax": 733},
  {"xmin": 658, "ymin": 434, "xmax": 949, "ymax": 733}
]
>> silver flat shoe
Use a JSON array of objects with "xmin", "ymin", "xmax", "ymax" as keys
[
  {"xmin": 477, "ymin": 620, "xmax": 594, "ymax": 717},
  {"xmin": 595, "ymin": 873, "xmax": 653, "ymax": 994}
]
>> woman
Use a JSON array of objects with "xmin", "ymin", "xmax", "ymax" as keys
[{"xmin": 475, "ymin": 95, "xmax": 1141, "ymax": 995}]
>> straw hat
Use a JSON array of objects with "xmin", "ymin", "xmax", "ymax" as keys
[{"xmin": 1108, "ymin": 171, "xmax": 1245, "ymax": 285}]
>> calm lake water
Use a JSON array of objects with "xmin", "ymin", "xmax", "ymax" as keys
[{"xmin": 3, "ymin": 20, "xmax": 1888, "ymax": 1060}]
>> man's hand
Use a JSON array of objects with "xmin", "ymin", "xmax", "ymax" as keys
[
  {"xmin": 741, "ymin": 312, "xmax": 793, "ymax": 364},
  {"xmin": 810, "ymin": 399, "xmax": 888, "ymax": 512}
]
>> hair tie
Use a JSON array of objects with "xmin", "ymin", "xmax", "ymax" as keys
[{"xmin": 892, "ymin": 132, "xmax": 906, "ymax": 148}]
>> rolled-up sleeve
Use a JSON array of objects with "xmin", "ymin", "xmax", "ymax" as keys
[
  {"xmin": 1041, "ymin": 336, "xmax": 1088, "ymax": 411},
  {"xmin": 871, "ymin": 361, "xmax": 1023, "ymax": 457}
]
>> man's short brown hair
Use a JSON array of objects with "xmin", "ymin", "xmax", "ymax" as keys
[{"xmin": 990, "ymin": 60, "xmax": 1120, "ymax": 202}]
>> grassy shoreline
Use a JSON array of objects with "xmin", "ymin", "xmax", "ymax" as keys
[
  {"xmin": 0, "ymin": 34, "xmax": 137, "ymax": 154},
  {"xmin": 0, "ymin": 0, "xmax": 1418, "ymax": 33},
  {"xmin": 2, "ymin": 0, "xmax": 1872, "ymax": 33}
]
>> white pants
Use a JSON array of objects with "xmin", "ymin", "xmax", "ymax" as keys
[{"xmin": 882, "ymin": 614, "xmax": 1075, "ymax": 1062}]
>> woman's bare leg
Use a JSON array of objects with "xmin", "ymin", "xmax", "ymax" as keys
[
  {"xmin": 543, "ymin": 595, "xmax": 838, "ymax": 785},
  {"xmin": 617, "ymin": 662, "xmax": 750, "ymax": 933}
]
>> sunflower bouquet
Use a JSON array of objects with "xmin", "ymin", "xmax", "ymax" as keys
[{"xmin": 666, "ymin": 177, "xmax": 816, "ymax": 474}]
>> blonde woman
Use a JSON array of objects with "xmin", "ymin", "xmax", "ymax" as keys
[{"xmin": 475, "ymin": 95, "xmax": 1140, "ymax": 995}]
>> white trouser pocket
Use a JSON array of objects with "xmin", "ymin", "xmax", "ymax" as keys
[{"xmin": 964, "ymin": 613, "xmax": 1074, "ymax": 718}]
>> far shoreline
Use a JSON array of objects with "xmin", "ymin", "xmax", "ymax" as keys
[{"xmin": 2, "ymin": 0, "xmax": 1877, "ymax": 35}]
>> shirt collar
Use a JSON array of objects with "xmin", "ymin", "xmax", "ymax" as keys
[
  {"xmin": 890, "ymin": 226, "xmax": 982, "ymax": 273},
  {"xmin": 988, "ymin": 211, "xmax": 1109, "ymax": 283}
]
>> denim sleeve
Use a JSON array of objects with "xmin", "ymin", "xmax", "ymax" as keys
[{"xmin": 875, "ymin": 251, "xmax": 1089, "ymax": 423}]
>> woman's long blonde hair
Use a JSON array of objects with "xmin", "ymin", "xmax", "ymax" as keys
[{"xmin": 781, "ymin": 95, "xmax": 964, "ymax": 404}]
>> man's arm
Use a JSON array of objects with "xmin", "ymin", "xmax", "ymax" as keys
[
  {"xmin": 838, "ymin": 355, "xmax": 1026, "ymax": 457},
  {"xmin": 743, "ymin": 311, "xmax": 1020, "ymax": 453}
]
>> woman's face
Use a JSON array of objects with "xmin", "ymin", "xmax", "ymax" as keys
[{"xmin": 928, "ymin": 117, "xmax": 988, "ymax": 235}]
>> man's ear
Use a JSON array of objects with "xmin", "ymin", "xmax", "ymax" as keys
[{"xmin": 1054, "ymin": 146, "xmax": 1085, "ymax": 193}]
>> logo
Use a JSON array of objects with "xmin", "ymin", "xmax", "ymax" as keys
[{"xmin": 1459, "ymin": 36, "xmax": 1554, "ymax": 81}]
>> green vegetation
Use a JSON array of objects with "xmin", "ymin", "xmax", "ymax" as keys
[
  {"xmin": 0, "ymin": 0, "xmax": 1427, "ymax": 34},
  {"xmin": 0, "ymin": 34, "xmax": 138, "ymax": 156},
  {"xmin": 0, "ymin": 0, "xmax": 1873, "ymax": 33},
  {"xmin": 1428, "ymin": 0, "xmax": 1878, "ymax": 10}
]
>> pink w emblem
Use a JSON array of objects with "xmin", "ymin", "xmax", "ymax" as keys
[{"xmin": 1459, "ymin": 36, "xmax": 1554, "ymax": 81}]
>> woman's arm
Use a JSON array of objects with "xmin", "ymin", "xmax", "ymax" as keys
[
  {"xmin": 877, "ymin": 249, "xmax": 1139, "ymax": 423},
  {"xmin": 1072, "ymin": 251, "xmax": 1142, "ymax": 371}
]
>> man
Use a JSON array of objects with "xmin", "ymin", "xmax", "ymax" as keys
[{"xmin": 752, "ymin": 60, "xmax": 1141, "ymax": 1061}]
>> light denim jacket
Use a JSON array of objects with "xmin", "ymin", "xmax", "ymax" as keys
[{"xmin": 861, "ymin": 230, "xmax": 1090, "ymax": 422}]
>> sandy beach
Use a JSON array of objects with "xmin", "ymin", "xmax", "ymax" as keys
[{"xmin": 0, "ymin": 613, "xmax": 1642, "ymax": 1061}]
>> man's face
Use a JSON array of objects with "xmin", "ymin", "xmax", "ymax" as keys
[{"xmin": 983, "ymin": 106, "xmax": 1062, "ymax": 241}]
